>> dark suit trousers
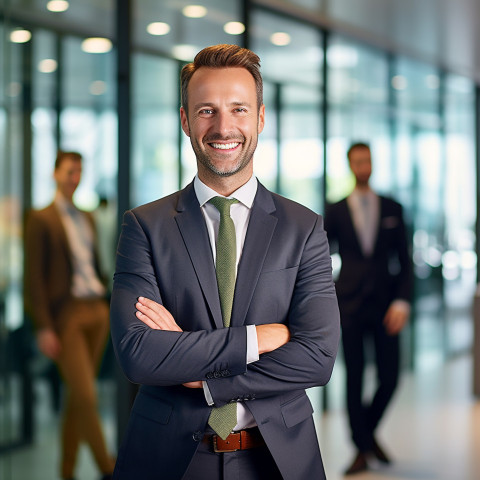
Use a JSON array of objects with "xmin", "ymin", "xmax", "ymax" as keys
[
  {"xmin": 182, "ymin": 428, "xmax": 282, "ymax": 480},
  {"xmin": 341, "ymin": 315, "xmax": 400, "ymax": 452}
]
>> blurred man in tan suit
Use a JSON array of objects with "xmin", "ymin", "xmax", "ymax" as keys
[{"xmin": 24, "ymin": 151, "xmax": 115, "ymax": 480}]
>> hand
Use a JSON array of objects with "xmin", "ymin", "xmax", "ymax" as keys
[
  {"xmin": 256, "ymin": 323, "xmax": 290, "ymax": 355},
  {"xmin": 383, "ymin": 303, "xmax": 409, "ymax": 335},
  {"xmin": 37, "ymin": 328, "xmax": 61, "ymax": 360},
  {"xmin": 183, "ymin": 381, "xmax": 203, "ymax": 389},
  {"xmin": 135, "ymin": 297, "xmax": 182, "ymax": 332}
]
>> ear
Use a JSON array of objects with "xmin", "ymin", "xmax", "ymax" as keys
[
  {"xmin": 257, "ymin": 104, "xmax": 265, "ymax": 134},
  {"xmin": 180, "ymin": 107, "xmax": 190, "ymax": 137}
]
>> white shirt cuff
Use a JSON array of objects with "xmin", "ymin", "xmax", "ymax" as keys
[
  {"xmin": 202, "ymin": 325, "xmax": 258, "ymax": 406},
  {"xmin": 246, "ymin": 324, "xmax": 259, "ymax": 364}
]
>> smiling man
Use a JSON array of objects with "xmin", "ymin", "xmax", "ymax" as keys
[{"xmin": 110, "ymin": 44, "xmax": 340, "ymax": 480}]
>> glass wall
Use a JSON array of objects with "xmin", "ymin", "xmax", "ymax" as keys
[
  {"xmin": 251, "ymin": 10, "xmax": 324, "ymax": 211},
  {"xmin": 326, "ymin": 35, "xmax": 390, "ymax": 203}
]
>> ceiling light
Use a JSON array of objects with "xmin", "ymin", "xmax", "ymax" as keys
[
  {"xmin": 172, "ymin": 44, "xmax": 197, "ymax": 62},
  {"xmin": 224, "ymin": 22, "xmax": 245, "ymax": 35},
  {"xmin": 182, "ymin": 5, "xmax": 207, "ymax": 18},
  {"xmin": 391, "ymin": 75, "xmax": 408, "ymax": 90},
  {"xmin": 38, "ymin": 59, "xmax": 58, "ymax": 73},
  {"xmin": 90, "ymin": 81, "xmax": 107, "ymax": 96},
  {"xmin": 270, "ymin": 32, "xmax": 291, "ymax": 46},
  {"xmin": 46, "ymin": 0, "xmax": 69, "ymax": 12},
  {"xmin": 147, "ymin": 22, "xmax": 171, "ymax": 36},
  {"xmin": 10, "ymin": 29, "xmax": 31, "ymax": 43},
  {"xmin": 81, "ymin": 37, "xmax": 112, "ymax": 54}
]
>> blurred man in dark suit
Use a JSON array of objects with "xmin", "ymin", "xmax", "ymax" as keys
[{"xmin": 324, "ymin": 142, "xmax": 413, "ymax": 475}]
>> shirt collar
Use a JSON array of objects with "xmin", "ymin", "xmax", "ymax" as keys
[
  {"xmin": 54, "ymin": 191, "xmax": 76, "ymax": 214},
  {"xmin": 194, "ymin": 175, "xmax": 258, "ymax": 209}
]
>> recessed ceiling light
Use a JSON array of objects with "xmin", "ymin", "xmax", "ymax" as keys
[
  {"xmin": 182, "ymin": 5, "xmax": 207, "ymax": 18},
  {"xmin": 38, "ymin": 59, "xmax": 58, "ymax": 73},
  {"xmin": 10, "ymin": 29, "xmax": 31, "ymax": 43},
  {"xmin": 172, "ymin": 44, "xmax": 197, "ymax": 62},
  {"xmin": 224, "ymin": 22, "xmax": 245, "ymax": 35},
  {"xmin": 147, "ymin": 22, "xmax": 171, "ymax": 36},
  {"xmin": 81, "ymin": 37, "xmax": 112, "ymax": 54},
  {"xmin": 270, "ymin": 32, "xmax": 291, "ymax": 46},
  {"xmin": 46, "ymin": 0, "xmax": 69, "ymax": 12}
]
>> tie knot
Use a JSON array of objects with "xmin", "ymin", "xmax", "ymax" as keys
[{"xmin": 209, "ymin": 196, "xmax": 238, "ymax": 216}]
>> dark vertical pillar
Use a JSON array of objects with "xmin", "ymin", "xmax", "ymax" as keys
[
  {"xmin": 241, "ymin": 0, "xmax": 251, "ymax": 50},
  {"xmin": 115, "ymin": 0, "xmax": 137, "ymax": 448},
  {"xmin": 54, "ymin": 33, "xmax": 63, "ymax": 148},
  {"xmin": 21, "ymin": 37, "xmax": 34, "ymax": 445}
]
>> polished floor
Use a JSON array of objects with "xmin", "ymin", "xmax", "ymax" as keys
[
  {"xmin": 315, "ymin": 353, "xmax": 480, "ymax": 480},
  {"xmin": 1, "ymin": 352, "xmax": 479, "ymax": 480}
]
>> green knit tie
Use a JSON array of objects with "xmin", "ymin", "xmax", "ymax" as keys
[{"xmin": 207, "ymin": 196, "xmax": 239, "ymax": 440}]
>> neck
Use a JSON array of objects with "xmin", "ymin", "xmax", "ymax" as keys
[
  {"xmin": 198, "ymin": 168, "xmax": 252, "ymax": 197},
  {"xmin": 355, "ymin": 183, "xmax": 370, "ymax": 193},
  {"xmin": 56, "ymin": 190, "xmax": 74, "ymax": 204}
]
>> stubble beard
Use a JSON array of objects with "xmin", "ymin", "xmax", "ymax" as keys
[{"xmin": 192, "ymin": 135, "xmax": 258, "ymax": 178}]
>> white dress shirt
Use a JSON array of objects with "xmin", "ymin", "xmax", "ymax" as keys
[
  {"xmin": 55, "ymin": 192, "xmax": 105, "ymax": 299},
  {"xmin": 194, "ymin": 175, "xmax": 259, "ymax": 430}
]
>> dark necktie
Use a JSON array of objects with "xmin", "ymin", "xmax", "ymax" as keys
[{"xmin": 207, "ymin": 196, "xmax": 239, "ymax": 439}]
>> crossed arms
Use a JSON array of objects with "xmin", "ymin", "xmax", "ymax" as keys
[{"xmin": 110, "ymin": 206, "xmax": 340, "ymax": 406}]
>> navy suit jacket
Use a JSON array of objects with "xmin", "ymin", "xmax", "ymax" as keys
[
  {"xmin": 324, "ymin": 195, "xmax": 413, "ymax": 325},
  {"xmin": 110, "ymin": 181, "xmax": 340, "ymax": 480}
]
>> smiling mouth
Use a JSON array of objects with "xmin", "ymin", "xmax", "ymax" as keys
[{"xmin": 210, "ymin": 142, "xmax": 240, "ymax": 150}]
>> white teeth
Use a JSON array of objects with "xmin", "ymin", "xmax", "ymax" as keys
[{"xmin": 211, "ymin": 142, "xmax": 239, "ymax": 150}]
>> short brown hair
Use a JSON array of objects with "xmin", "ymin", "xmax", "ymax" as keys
[
  {"xmin": 55, "ymin": 150, "xmax": 82, "ymax": 170},
  {"xmin": 347, "ymin": 142, "xmax": 370, "ymax": 162},
  {"xmin": 180, "ymin": 44, "xmax": 263, "ymax": 114}
]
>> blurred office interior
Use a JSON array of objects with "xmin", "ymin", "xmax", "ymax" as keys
[{"xmin": 1, "ymin": 1, "xmax": 479, "ymax": 479}]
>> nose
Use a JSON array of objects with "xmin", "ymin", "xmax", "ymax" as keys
[{"xmin": 213, "ymin": 110, "xmax": 233, "ymax": 137}]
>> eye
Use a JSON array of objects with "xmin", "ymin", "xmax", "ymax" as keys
[
  {"xmin": 234, "ymin": 107, "xmax": 247, "ymax": 113},
  {"xmin": 199, "ymin": 108, "xmax": 214, "ymax": 115}
]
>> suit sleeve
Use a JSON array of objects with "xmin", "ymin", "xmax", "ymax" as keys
[
  {"xmin": 206, "ymin": 215, "xmax": 341, "ymax": 406},
  {"xmin": 24, "ymin": 211, "xmax": 53, "ymax": 330},
  {"xmin": 110, "ymin": 210, "xmax": 248, "ymax": 386},
  {"xmin": 392, "ymin": 203, "xmax": 413, "ymax": 301}
]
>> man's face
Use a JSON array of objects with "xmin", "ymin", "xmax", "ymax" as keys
[
  {"xmin": 54, "ymin": 156, "xmax": 82, "ymax": 200},
  {"xmin": 349, "ymin": 146, "xmax": 372, "ymax": 186},
  {"xmin": 180, "ymin": 67, "xmax": 265, "ymax": 182}
]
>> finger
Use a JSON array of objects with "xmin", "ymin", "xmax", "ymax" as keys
[
  {"xmin": 137, "ymin": 297, "xmax": 179, "ymax": 327},
  {"xmin": 136, "ymin": 310, "xmax": 162, "ymax": 329},
  {"xmin": 138, "ymin": 296, "xmax": 164, "ymax": 314}
]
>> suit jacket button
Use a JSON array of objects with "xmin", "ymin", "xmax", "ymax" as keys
[
  {"xmin": 213, "ymin": 371, "xmax": 221, "ymax": 378},
  {"xmin": 206, "ymin": 372, "xmax": 214, "ymax": 379},
  {"xmin": 192, "ymin": 431, "xmax": 203, "ymax": 442}
]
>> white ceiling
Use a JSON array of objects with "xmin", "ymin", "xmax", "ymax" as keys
[
  {"xmin": 261, "ymin": 0, "xmax": 480, "ymax": 84},
  {"xmin": 7, "ymin": 0, "xmax": 480, "ymax": 84}
]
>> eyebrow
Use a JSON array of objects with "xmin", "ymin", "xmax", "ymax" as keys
[{"xmin": 193, "ymin": 101, "xmax": 253, "ymax": 110}]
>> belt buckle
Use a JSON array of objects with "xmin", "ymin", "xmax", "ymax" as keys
[{"xmin": 213, "ymin": 434, "xmax": 239, "ymax": 453}]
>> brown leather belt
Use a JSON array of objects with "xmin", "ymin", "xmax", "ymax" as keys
[{"xmin": 203, "ymin": 427, "xmax": 266, "ymax": 453}]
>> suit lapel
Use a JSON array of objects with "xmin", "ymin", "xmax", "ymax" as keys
[
  {"xmin": 231, "ymin": 184, "xmax": 277, "ymax": 327},
  {"xmin": 174, "ymin": 183, "xmax": 223, "ymax": 329}
]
